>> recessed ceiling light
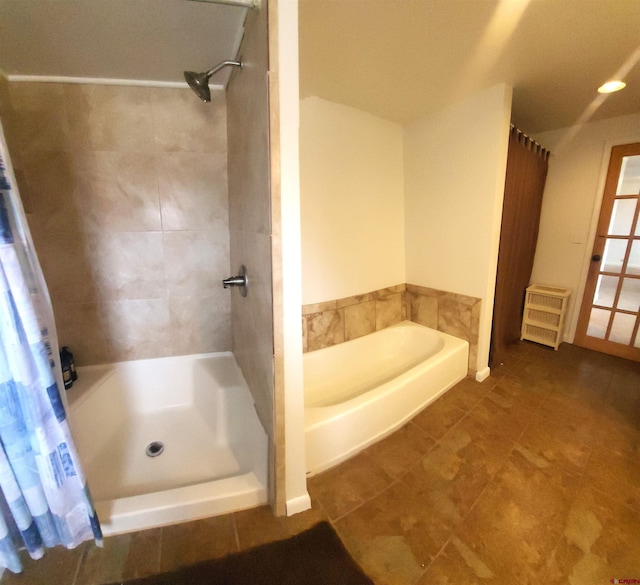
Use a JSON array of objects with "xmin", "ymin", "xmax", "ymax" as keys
[{"xmin": 598, "ymin": 80, "xmax": 627, "ymax": 94}]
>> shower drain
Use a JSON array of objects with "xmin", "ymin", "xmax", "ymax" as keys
[{"xmin": 146, "ymin": 441, "xmax": 164, "ymax": 457}]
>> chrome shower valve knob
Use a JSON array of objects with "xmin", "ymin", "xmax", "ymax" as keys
[{"xmin": 222, "ymin": 265, "xmax": 248, "ymax": 297}]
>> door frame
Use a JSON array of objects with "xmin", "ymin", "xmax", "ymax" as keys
[
  {"xmin": 572, "ymin": 140, "xmax": 640, "ymax": 359},
  {"xmin": 567, "ymin": 136, "xmax": 640, "ymax": 344}
]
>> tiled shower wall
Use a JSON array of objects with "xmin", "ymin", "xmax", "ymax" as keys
[
  {"xmin": 0, "ymin": 80, "xmax": 232, "ymax": 365},
  {"xmin": 302, "ymin": 283, "xmax": 481, "ymax": 375},
  {"xmin": 226, "ymin": 3, "xmax": 286, "ymax": 513},
  {"xmin": 227, "ymin": 4, "xmax": 274, "ymax": 438}
]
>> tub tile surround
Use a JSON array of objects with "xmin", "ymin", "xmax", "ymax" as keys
[
  {"xmin": 302, "ymin": 283, "xmax": 481, "ymax": 374},
  {"xmin": 302, "ymin": 284, "xmax": 407, "ymax": 352},
  {"xmin": 7, "ymin": 341, "xmax": 640, "ymax": 585},
  {"xmin": 408, "ymin": 284, "xmax": 482, "ymax": 376},
  {"xmin": 0, "ymin": 81, "xmax": 232, "ymax": 365}
]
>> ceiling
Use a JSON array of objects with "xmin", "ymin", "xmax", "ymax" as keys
[
  {"xmin": 0, "ymin": 0, "xmax": 638, "ymax": 135},
  {"xmin": 0, "ymin": 0, "xmax": 248, "ymax": 87},
  {"xmin": 299, "ymin": 0, "xmax": 640, "ymax": 133}
]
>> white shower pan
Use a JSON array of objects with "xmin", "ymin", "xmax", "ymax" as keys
[{"xmin": 68, "ymin": 352, "xmax": 268, "ymax": 535}]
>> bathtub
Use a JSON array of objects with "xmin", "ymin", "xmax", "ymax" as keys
[
  {"xmin": 67, "ymin": 352, "xmax": 268, "ymax": 535},
  {"xmin": 304, "ymin": 320, "xmax": 469, "ymax": 474}
]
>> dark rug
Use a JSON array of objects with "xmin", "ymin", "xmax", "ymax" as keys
[{"xmin": 108, "ymin": 522, "xmax": 373, "ymax": 585}]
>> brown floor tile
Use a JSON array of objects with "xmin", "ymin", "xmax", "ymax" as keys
[
  {"xmin": 76, "ymin": 530, "xmax": 161, "ymax": 585},
  {"xmin": 549, "ymin": 378, "xmax": 608, "ymax": 408},
  {"xmin": 550, "ymin": 364, "xmax": 612, "ymax": 404},
  {"xmin": 605, "ymin": 370, "xmax": 640, "ymax": 410},
  {"xmin": 234, "ymin": 505, "xmax": 291, "ymax": 550},
  {"xmin": 470, "ymin": 371, "xmax": 502, "ymax": 391},
  {"xmin": 454, "ymin": 448, "xmax": 581, "ymax": 585},
  {"xmin": 516, "ymin": 414, "xmax": 592, "ymax": 475},
  {"xmin": 510, "ymin": 339, "xmax": 551, "ymax": 358},
  {"xmin": 489, "ymin": 356, "xmax": 526, "ymax": 378},
  {"xmin": 75, "ymin": 530, "xmax": 151, "ymax": 585},
  {"xmin": 440, "ymin": 378, "xmax": 490, "ymax": 412},
  {"xmin": 276, "ymin": 499, "xmax": 330, "ymax": 535},
  {"xmin": 405, "ymin": 415, "xmax": 514, "ymax": 526},
  {"xmin": 334, "ymin": 480, "xmax": 445, "ymax": 585},
  {"xmin": 590, "ymin": 370, "xmax": 640, "ymax": 462},
  {"xmin": 307, "ymin": 451, "xmax": 394, "ymax": 520},
  {"xmin": 74, "ymin": 534, "xmax": 124, "ymax": 585},
  {"xmin": 591, "ymin": 401, "xmax": 640, "ymax": 462},
  {"xmin": 121, "ymin": 528, "xmax": 161, "ymax": 581},
  {"xmin": 469, "ymin": 389, "xmax": 535, "ymax": 441},
  {"xmin": 535, "ymin": 391, "xmax": 600, "ymax": 442},
  {"xmin": 584, "ymin": 447, "xmax": 640, "ymax": 513},
  {"xmin": 498, "ymin": 352, "xmax": 565, "ymax": 395},
  {"xmin": 412, "ymin": 398, "xmax": 466, "ymax": 439},
  {"xmin": 159, "ymin": 515, "xmax": 238, "ymax": 572},
  {"xmin": 544, "ymin": 484, "xmax": 640, "ymax": 584},
  {"xmin": 1, "ymin": 544, "xmax": 83, "ymax": 585},
  {"xmin": 364, "ymin": 422, "xmax": 436, "ymax": 478},
  {"xmin": 555, "ymin": 343, "xmax": 625, "ymax": 373},
  {"xmin": 491, "ymin": 374, "xmax": 548, "ymax": 410},
  {"xmin": 234, "ymin": 502, "xmax": 328, "ymax": 550},
  {"xmin": 416, "ymin": 535, "xmax": 513, "ymax": 584}
]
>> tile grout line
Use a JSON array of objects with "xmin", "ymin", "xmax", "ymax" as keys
[
  {"xmin": 409, "ymin": 380, "xmax": 520, "ymax": 585},
  {"xmin": 156, "ymin": 526, "xmax": 163, "ymax": 576},
  {"xmin": 537, "ymin": 447, "xmax": 594, "ymax": 584},
  {"xmin": 584, "ymin": 462, "xmax": 640, "ymax": 516},
  {"xmin": 231, "ymin": 513, "xmax": 241, "ymax": 552},
  {"xmin": 466, "ymin": 380, "xmax": 547, "ymax": 445},
  {"xmin": 158, "ymin": 526, "xmax": 164, "ymax": 575},
  {"xmin": 411, "ymin": 437, "xmax": 521, "ymax": 585},
  {"xmin": 409, "ymin": 532, "xmax": 452, "ymax": 585},
  {"xmin": 327, "ymin": 476, "xmax": 402, "ymax": 525},
  {"xmin": 70, "ymin": 545, "xmax": 87, "ymax": 585}
]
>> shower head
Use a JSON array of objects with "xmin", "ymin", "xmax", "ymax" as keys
[
  {"xmin": 184, "ymin": 70, "xmax": 213, "ymax": 102},
  {"xmin": 183, "ymin": 59, "xmax": 243, "ymax": 102}
]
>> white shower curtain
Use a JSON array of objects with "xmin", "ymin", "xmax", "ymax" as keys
[{"xmin": 0, "ymin": 121, "xmax": 102, "ymax": 573}]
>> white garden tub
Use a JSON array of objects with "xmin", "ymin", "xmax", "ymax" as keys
[
  {"xmin": 304, "ymin": 321, "xmax": 468, "ymax": 474},
  {"xmin": 68, "ymin": 352, "xmax": 268, "ymax": 535}
]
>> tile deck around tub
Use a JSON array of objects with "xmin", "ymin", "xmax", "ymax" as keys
[{"xmin": 4, "ymin": 341, "xmax": 640, "ymax": 585}]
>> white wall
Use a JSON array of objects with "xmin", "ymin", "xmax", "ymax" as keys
[
  {"xmin": 300, "ymin": 96, "xmax": 405, "ymax": 304},
  {"xmin": 404, "ymin": 84, "xmax": 513, "ymax": 375},
  {"xmin": 272, "ymin": 0, "xmax": 310, "ymax": 515},
  {"xmin": 531, "ymin": 112, "xmax": 640, "ymax": 342}
]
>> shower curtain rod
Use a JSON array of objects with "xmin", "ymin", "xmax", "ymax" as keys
[
  {"xmin": 186, "ymin": 0, "xmax": 260, "ymax": 9},
  {"xmin": 510, "ymin": 123, "xmax": 550, "ymax": 160}
]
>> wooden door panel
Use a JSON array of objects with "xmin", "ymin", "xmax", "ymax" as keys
[{"xmin": 574, "ymin": 143, "xmax": 640, "ymax": 361}]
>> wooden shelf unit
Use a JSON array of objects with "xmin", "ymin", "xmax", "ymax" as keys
[{"xmin": 521, "ymin": 285, "xmax": 571, "ymax": 350}]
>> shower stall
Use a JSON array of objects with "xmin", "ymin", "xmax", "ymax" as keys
[
  {"xmin": 68, "ymin": 353, "xmax": 268, "ymax": 534},
  {"xmin": 0, "ymin": 0, "xmax": 305, "ymax": 534}
]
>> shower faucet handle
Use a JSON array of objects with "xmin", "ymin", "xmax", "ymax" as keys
[
  {"xmin": 223, "ymin": 276, "xmax": 245, "ymax": 287},
  {"xmin": 222, "ymin": 265, "xmax": 248, "ymax": 297}
]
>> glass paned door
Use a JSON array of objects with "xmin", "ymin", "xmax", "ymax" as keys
[{"xmin": 575, "ymin": 143, "xmax": 640, "ymax": 361}]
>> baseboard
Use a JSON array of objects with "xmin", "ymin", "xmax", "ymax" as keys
[
  {"xmin": 475, "ymin": 367, "xmax": 491, "ymax": 383},
  {"xmin": 286, "ymin": 493, "xmax": 312, "ymax": 516}
]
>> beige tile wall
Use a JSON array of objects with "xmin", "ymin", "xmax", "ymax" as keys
[
  {"xmin": 302, "ymin": 285, "xmax": 408, "ymax": 352},
  {"xmin": 226, "ymin": 3, "xmax": 283, "ymax": 511},
  {"xmin": 302, "ymin": 283, "xmax": 481, "ymax": 376},
  {"xmin": 2, "ymin": 81, "xmax": 232, "ymax": 365},
  {"xmin": 227, "ymin": 3, "xmax": 274, "ymax": 440},
  {"xmin": 406, "ymin": 284, "xmax": 481, "ymax": 376}
]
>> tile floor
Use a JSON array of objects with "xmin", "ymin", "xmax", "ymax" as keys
[{"xmin": 3, "ymin": 341, "xmax": 639, "ymax": 584}]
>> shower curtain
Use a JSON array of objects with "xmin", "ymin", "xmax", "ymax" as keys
[
  {"xmin": 0, "ymin": 123, "xmax": 102, "ymax": 573},
  {"xmin": 490, "ymin": 125, "xmax": 549, "ymax": 366}
]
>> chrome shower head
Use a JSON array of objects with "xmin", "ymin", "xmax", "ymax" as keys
[
  {"xmin": 184, "ymin": 70, "xmax": 212, "ymax": 102},
  {"xmin": 183, "ymin": 59, "xmax": 243, "ymax": 102}
]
